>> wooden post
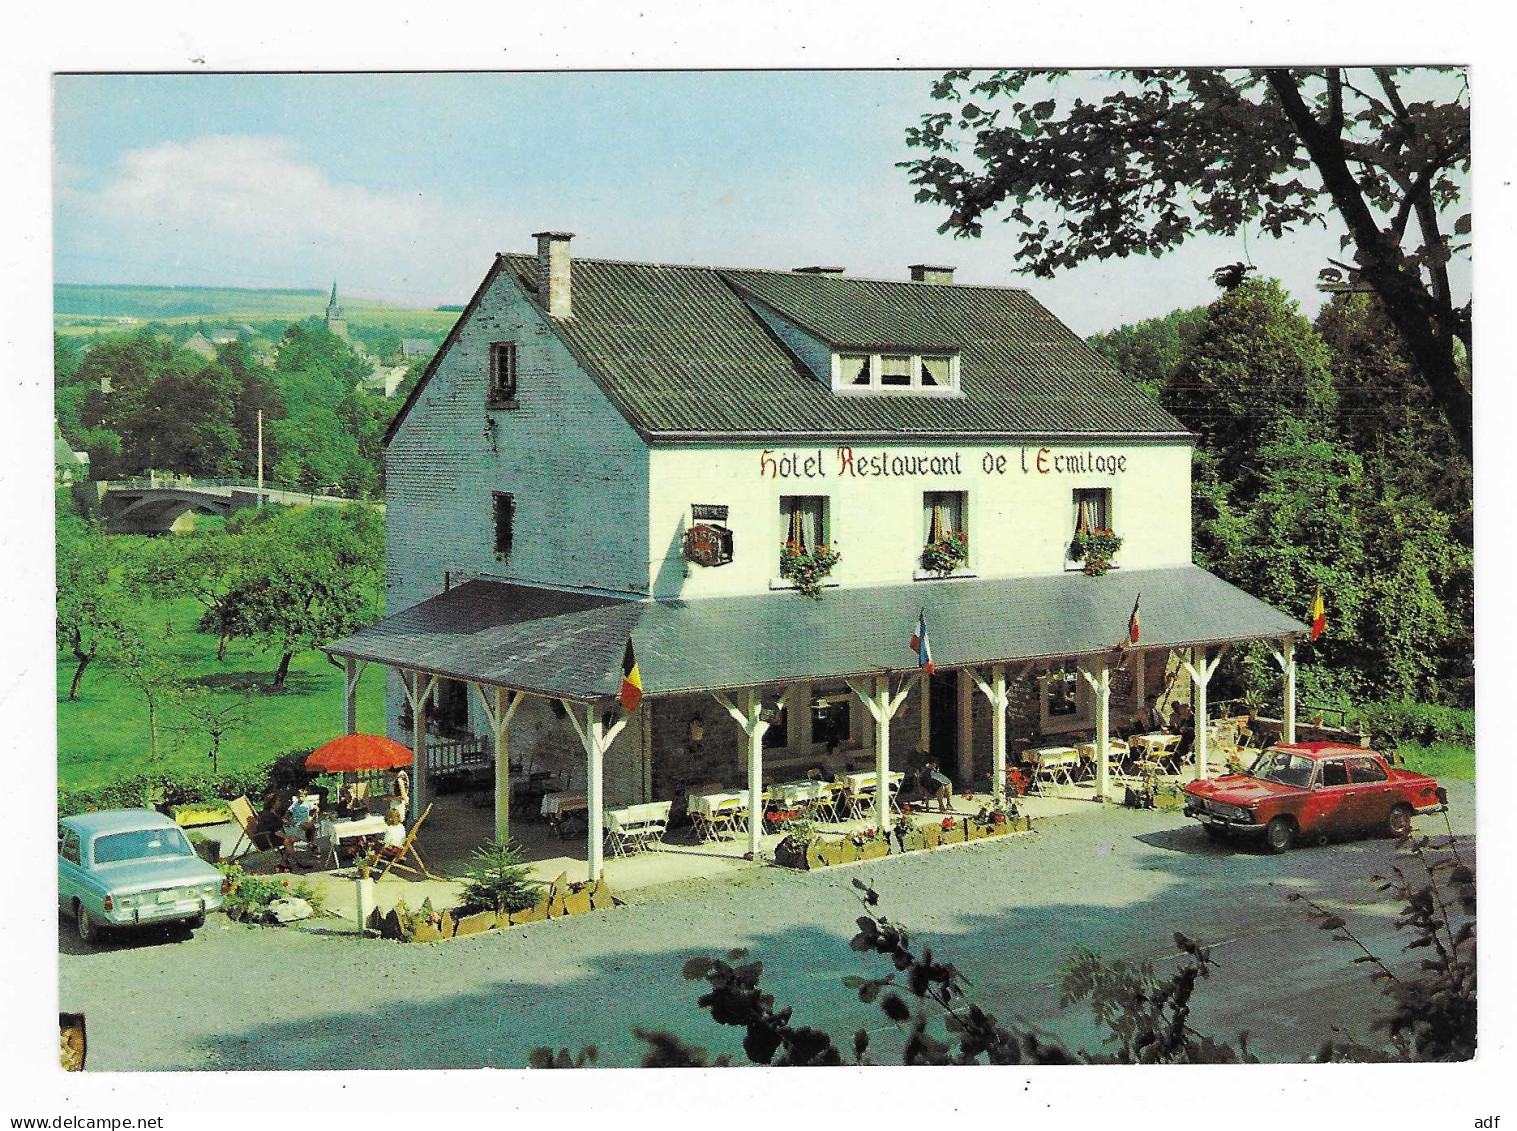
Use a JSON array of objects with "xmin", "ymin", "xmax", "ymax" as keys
[
  {"xmin": 712, "ymin": 688, "xmax": 780, "ymax": 860},
  {"xmin": 1267, "ymin": 639, "xmax": 1298, "ymax": 744},
  {"xmin": 1131, "ymin": 648, "xmax": 1145, "ymax": 717},
  {"xmin": 472, "ymin": 684, "xmax": 524, "ymax": 844},
  {"xmin": 401, "ymin": 670, "xmax": 436, "ymax": 821},
  {"xmin": 343, "ymin": 656, "xmax": 364, "ymax": 736},
  {"xmin": 1181, "ymin": 647, "xmax": 1225, "ymax": 782},
  {"xmin": 563, "ymin": 700, "xmax": 629, "ymax": 883},
  {"xmin": 1080, "ymin": 659, "xmax": 1113, "ymax": 802},
  {"xmin": 846, "ymin": 674, "xmax": 918, "ymax": 832},
  {"xmin": 918, "ymin": 676, "xmax": 931, "ymax": 752},
  {"xmin": 968, "ymin": 663, "xmax": 1029, "ymax": 804}
]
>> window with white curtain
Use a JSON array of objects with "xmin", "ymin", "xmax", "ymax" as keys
[
  {"xmin": 1067, "ymin": 487, "xmax": 1112, "ymax": 567},
  {"xmin": 780, "ymin": 495, "xmax": 827, "ymax": 554},
  {"xmin": 922, "ymin": 490, "xmax": 967, "ymax": 544}
]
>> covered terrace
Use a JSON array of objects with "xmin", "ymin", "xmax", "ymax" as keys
[{"xmin": 324, "ymin": 565, "xmax": 1308, "ymax": 883}]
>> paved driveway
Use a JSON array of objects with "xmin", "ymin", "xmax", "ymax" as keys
[{"xmin": 59, "ymin": 782, "xmax": 1474, "ymax": 1069}]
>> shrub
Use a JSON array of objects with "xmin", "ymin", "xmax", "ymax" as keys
[
  {"xmin": 57, "ymin": 751, "xmax": 317, "ymax": 817},
  {"xmin": 1352, "ymin": 701, "xmax": 1474, "ymax": 752},
  {"xmin": 216, "ymin": 863, "xmax": 323, "ymax": 922},
  {"xmin": 454, "ymin": 839, "xmax": 541, "ymax": 915}
]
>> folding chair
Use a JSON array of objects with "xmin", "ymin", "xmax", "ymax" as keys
[
  {"xmin": 224, "ymin": 796, "xmax": 280, "ymax": 870},
  {"xmin": 374, "ymin": 803, "xmax": 442, "ymax": 881},
  {"xmin": 707, "ymin": 798, "xmax": 746, "ymax": 841}
]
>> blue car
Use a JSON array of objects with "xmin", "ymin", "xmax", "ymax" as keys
[{"xmin": 59, "ymin": 809, "xmax": 226, "ymax": 944}]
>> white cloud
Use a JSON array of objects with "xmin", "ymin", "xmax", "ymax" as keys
[{"xmin": 59, "ymin": 135, "xmax": 510, "ymax": 302}]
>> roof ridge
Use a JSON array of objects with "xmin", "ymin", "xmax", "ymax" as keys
[{"xmin": 498, "ymin": 250, "xmax": 1033, "ymax": 294}]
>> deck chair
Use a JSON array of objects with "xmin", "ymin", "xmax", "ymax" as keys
[
  {"xmin": 374, "ymin": 803, "xmax": 442, "ymax": 881},
  {"xmin": 224, "ymin": 795, "xmax": 281, "ymax": 870}
]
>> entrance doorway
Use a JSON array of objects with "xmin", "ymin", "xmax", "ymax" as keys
[{"xmin": 928, "ymin": 671, "xmax": 959, "ymax": 765}]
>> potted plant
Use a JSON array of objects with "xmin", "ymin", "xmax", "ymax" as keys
[
  {"xmin": 779, "ymin": 541, "xmax": 842, "ymax": 600},
  {"xmin": 774, "ymin": 820, "xmax": 823, "ymax": 869},
  {"xmin": 920, "ymin": 530, "xmax": 969, "ymax": 577},
  {"xmin": 1070, "ymin": 528, "xmax": 1124, "ymax": 576}
]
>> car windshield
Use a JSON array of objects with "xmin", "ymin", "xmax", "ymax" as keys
[
  {"xmin": 1250, "ymin": 750, "xmax": 1315, "ymax": 788},
  {"xmin": 92, "ymin": 828, "xmax": 194, "ymax": 864}
]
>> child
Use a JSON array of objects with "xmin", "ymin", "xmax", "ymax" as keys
[{"xmin": 378, "ymin": 807, "xmax": 407, "ymax": 860}]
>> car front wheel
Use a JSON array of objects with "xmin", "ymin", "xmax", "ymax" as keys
[
  {"xmin": 75, "ymin": 902, "xmax": 100, "ymax": 944},
  {"xmin": 1264, "ymin": 816, "xmax": 1296, "ymax": 854},
  {"xmin": 1387, "ymin": 804, "xmax": 1414, "ymax": 840}
]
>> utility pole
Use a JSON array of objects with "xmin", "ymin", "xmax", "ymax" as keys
[{"xmin": 256, "ymin": 409, "xmax": 264, "ymax": 507}]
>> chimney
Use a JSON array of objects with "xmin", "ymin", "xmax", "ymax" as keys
[
  {"xmin": 909, "ymin": 264, "xmax": 955, "ymax": 285},
  {"xmin": 533, "ymin": 230, "xmax": 574, "ymax": 318},
  {"xmin": 793, "ymin": 265, "xmax": 845, "ymax": 276}
]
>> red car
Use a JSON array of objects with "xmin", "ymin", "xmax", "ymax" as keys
[{"xmin": 1183, "ymin": 742, "xmax": 1446, "ymax": 853}]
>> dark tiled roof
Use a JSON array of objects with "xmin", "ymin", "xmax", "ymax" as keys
[
  {"xmin": 497, "ymin": 254, "xmax": 1189, "ymax": 440},
  {"xmin": 327, "ymin": 568, "xmax": 1305, "ymax": 701}
]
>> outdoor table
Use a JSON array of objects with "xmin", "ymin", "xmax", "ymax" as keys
[
  {"xmin": 1132, "ymin": 731, "xmax": 1184, "ymax": 774},
  {"xmin": 839, "ymin": 770, "xmax": 904, "ymax": 794},
  {"xmin": 687, "ymin": 791, "xmax": 747, "ymax": 841},
  {"xmin": 541, "ymin": 792, "xmax": 589, "ymax": 839},
  {"xmin": 1028, "ymin": 745, "xmax": 1080, "ymax": 789},
  {"xmin": 317, "ymin": 813, "xmax": 389, "ymax": 868},
  {"xmin": 1075, "ymin": 738, "xmax": 1130, "ymax": 762}
]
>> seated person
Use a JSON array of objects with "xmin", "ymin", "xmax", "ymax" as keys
[
  {"xmin": 334, "ymin": 784, "xmax": 368, "ymax": 819},
  {"xmin": 283, "ymin": 793, "xmax": 319, "ymax": 854},
  {"xmin": 254, "ymin": 796, "xmax": 304, "ymax": 870},
  {"xmin": 1173, "ymin": 703, "xmax": 1196, "ymax": 761},
  {"xmin": 382, "ymin": 769, "xmax": 411, "ymax": 816},
  {"xmin": 377, "ymin": 808, "xmax": 407, "ymax": 859},
  {"xmin": 921, "ymin": 762, "xmax": 953, "ymax": 813}
]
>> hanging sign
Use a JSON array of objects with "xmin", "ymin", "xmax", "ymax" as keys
[{"xmin": 684, "ymin": 523, "xmax": 734, "ymax": 567}]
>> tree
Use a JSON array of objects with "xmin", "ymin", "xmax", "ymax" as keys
[
  {"xmin": 55, "ymin": 528, "xmax": 137, "ymax": 701},
  {"xmin": 1160, "ymin": 277, "xmax": 1338, "ymax": 472},
  {"xmin": 215, "ymin": 506, "xmax": 384, "ymax": 687},
  {"xmin": 174, "ymin": 688, "xmax": 250, "ymax": 774},
  {"xmin": 107, "ymin": 631, "xmax": 186, "ymax": 763},
  {"xmin": 1086, "ymin": 305, "xmax": 1207, "ymax": 399},
  {"xmin": 902, "ymin": 68, "xmax": 1471, "ymax": 459}
]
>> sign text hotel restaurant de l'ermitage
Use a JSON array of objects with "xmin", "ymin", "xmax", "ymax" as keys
[{"xmin": 757, "ymin": 446, "xmax": 1132, "ymax": 481}]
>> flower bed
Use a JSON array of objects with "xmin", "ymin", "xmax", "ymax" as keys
[
  {"xmin": 373, "ymin": 872, "xmax": 621, "ymax": 942},
  {"xmin": 774, "ymin": 812, "xmax": 1031, "ymax": 870}
]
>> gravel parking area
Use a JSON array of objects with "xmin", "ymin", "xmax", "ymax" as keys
[{"xmin": 60, "ymin": 781, "xmax": 1474, "ymax": 1070}]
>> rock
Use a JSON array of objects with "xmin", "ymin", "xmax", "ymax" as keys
[{"xmin": 267, "ymin": 897, "xmax": 313, "ymax": 924}]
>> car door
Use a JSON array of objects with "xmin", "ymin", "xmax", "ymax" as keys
[
  {"xmin": 1344, "ymin": 755, "xmax": 1395, "ymax": 830},
  {"xmin": 1299, "ymin": 757, "xmax": 1357, "ymax": 837},
  {"xmin": 58, "ymin": 827, "xmax": 84, "ymax": 913}
]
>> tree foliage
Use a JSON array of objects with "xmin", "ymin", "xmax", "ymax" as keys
[
  {"xmin": 902, "ymin": 67, "xmax": 1471, "ymax": 458},
  {"xmin": 212, "ymin": 505, "xmax": 385, "ymax": 687},
  {"xmin": 55, "ymin": 526, "xmax": 138, "ymax": 701}
]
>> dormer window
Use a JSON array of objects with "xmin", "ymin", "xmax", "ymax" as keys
[{"xmin": 832, "ymin": 351, "xmax": 959, "ymax": 395}]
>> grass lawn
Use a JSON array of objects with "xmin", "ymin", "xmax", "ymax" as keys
[
  {"xmin": 1397, "ymin": 741, "xmax": 1475, "ymax": 783},
  {"xmin": 57, "ymin": 592, "xmax": 386, "ymax": 792}
]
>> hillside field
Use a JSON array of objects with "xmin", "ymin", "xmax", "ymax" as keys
[{"xmin": 54, "ymin": 283, "xmax": 460, "ymax": 339}]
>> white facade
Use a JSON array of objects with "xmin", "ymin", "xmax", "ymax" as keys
[{"xmin": 648, "ymin": 441, "xmax": 1192, "ymax": 599}]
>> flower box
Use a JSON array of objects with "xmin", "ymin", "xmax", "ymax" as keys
[
  {"xmin": 939, "ymin": 820, "xmax": 966, "ymax": 845},
  {"xmin": 171, "ymin": 801, "xmax": 233, "ymax": 828},
  {"xmin": 919, "ymin": 823, "xmax": 943, "ymax": 849},
  {"xmin": 895, "ymin": 828, "xmax": 929, "ymax": 854},
  {"xmin": 858, "ymin": 838, "xmax": 890, "ymax": 861}
]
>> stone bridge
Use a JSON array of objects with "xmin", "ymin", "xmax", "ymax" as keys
[{"xmin": 94, "ymin": 479, "xmax": 372, "ymax": 535}]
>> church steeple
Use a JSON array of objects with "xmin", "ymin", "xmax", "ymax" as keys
[{"xmin": 324, "ymin": 281, "xmax": 348, "ymax": 340}]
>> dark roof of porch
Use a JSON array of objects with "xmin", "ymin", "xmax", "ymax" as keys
[{"xmin": 325, "ymin": 567, "xmax": 1307, "ymax": 701}]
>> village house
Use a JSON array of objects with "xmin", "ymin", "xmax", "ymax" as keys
[{"xmin": 326, "ymin": 231, "xmax": 1307, "ymax": 880}]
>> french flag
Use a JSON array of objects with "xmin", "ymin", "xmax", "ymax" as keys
[{"xmin": 910, "ymin": 609, "xmax": 935, "ymax": 674}]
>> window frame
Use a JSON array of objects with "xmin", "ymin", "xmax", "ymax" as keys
[
  {"xmin": 488, "ymin": 341, "xmax": 519, "ymax": 407},
  {"xmin": 772, "ymin": 495, "xmax": 836, "ymax": 591},
  {"xmin": 1066, "ymin": 486, "xmax": 1115, "ymax": 571},
  {"xmin": 830, "ymin": 350, "xmax": 960, "ymax": 395},
  {"xmin": 1039, "ymin": 670, "xmax": 1094, "ymax": 734},
  {"xmin": 492, "ymin": 491, "xmax": 516, "ymax": 561}
]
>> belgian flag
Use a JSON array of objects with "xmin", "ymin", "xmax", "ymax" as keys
[
  {"xmin": 1309, "ymin": 586, "xmax": 1326, "ymax": 642},
  {"xmin": 619, "ymin": 638, "xmax": 644, "ymax": 712},
  {"xmin": 1127, "ymin": 594, "xmax": 1141, "ymax": 646}
]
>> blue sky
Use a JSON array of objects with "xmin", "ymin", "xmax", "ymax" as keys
[{"xmin": 53, "ymin": 70, "xmax": 1468, "ymax": 335}]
